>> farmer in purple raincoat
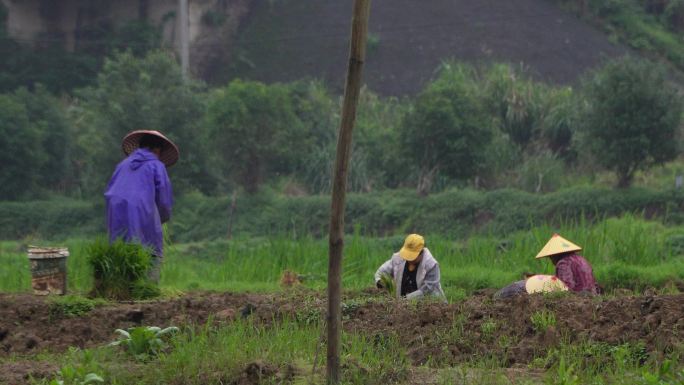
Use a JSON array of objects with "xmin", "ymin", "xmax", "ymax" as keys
[{"xmin": 105, "ymin": 130, "xmax": 178, "ymax": 283}]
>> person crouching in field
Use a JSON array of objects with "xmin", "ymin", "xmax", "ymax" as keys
[
  {"xmin": 105, "ymin": 130, "xmax": 178, "ymax": 284},
  {"xmin": 495, "ymin": 234, "xmax": 600, "ymax": 299},
  {"xmin": 536, "ymin": 234, "xmax": 600, "ymax": 295},
  {"xmin": 374, "ymin": 234, "xmax": 446, "ymax": 300}
]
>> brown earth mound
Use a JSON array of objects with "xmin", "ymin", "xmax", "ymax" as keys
[{"xmin": 0, "ymin": 291, "xmax": 682, "ymax": 383}]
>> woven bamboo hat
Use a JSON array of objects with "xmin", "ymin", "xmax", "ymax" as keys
[
  {"xmin": 535, "ymin": 234, "xmax": 582, "ymax": 259},
  {"xmin": 525, "ymin": 274, "xmax": 569, "ymax": 294},
  {"xmin": 122, "ymin": 130, "xmax": 179, "ymax": 167}
]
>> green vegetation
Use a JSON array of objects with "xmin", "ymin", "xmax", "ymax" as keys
[
  {"xmin": 579, "ymin": 57, "xmax": 681, "ymax": 187},
  {"xmin": 87, "ymin": 239, "xmax": 159, "ymax": 300},
  {"xmin": 2, "ymin": 49, "xmax": 681, "ymax": 200},
  {"xmin": 206, "ymin": 79, "xmax": 306, "ymax": 193},
  {"xmin": 401, "ymin": 63, "xmax": 492, "ymax": 195},
  {"xmin": 48, "ymin": 296, "xmax": 106, "ymax": 319},
  {"xmin": 109, "ymin": 326, "xmax": 179, "ymax": 360},
  {"xmin": 1, "ymin": 216, "xmax": 682, "ymax": 300},
  {"xmin": 530, "ymin": 309, "xmax": 557, "ymax": 333},
  {"xmin": 29, "ymin": 320, "xmax": 683, "ymax": 385},
  {"xmin": 35, "ymin": 319, "xmax": 409, "ymax": 385},
  {"xmin": 2, "ymin": 185, "xmax": 682, "ymax": 241}
]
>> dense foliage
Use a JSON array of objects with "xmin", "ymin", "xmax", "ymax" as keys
[
  {"xmin": 2, "ymin": 186, "xmax": 682, "ymax": 241},
  {"xmin": 579, "ymin": 57, "xmax": 682, "ymax": 187},
  {"xmin": 0, "ymin": 47, "xmax": 680, "ymax": 200}
]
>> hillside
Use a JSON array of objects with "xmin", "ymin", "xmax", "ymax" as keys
[{"xmin": 210, "ymin": 0, "xmax": 627, "ymax": 95}]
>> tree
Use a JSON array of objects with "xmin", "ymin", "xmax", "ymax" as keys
[
  {"xmin": 206, "ymin": 79, "xmax": 306, "ymax": 193},
  {"xmin": 14, "ymin": 86, "xmax": 72, "ymax": 191},
  {"xmin": 580, "ymin": 57, "xmax": 682, "ymax": 188},
  {"xmin": 73, "ymin": 50, "xmax": 217, "ymax": 195},
  {"xmin": 0, "ymin": 94, "xmax": 44, "ymax": 199},
  {"xmin": 400, "ymin": 63, "xmax": 492, "ymax": 195}
]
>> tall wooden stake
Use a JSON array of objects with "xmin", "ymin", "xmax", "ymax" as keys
[{"xmin": 326, "ymin": 0, "xmax": 371, "ymax": 383}]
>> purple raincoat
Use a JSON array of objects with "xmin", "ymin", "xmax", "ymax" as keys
[{"xmin": 104, "ymin": 148, "xmax": 173, "ymax": 256}]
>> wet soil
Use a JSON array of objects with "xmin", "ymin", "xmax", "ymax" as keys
[{"xmin": 0, "ymin": 291, "xmax": 682, "ymax": 384}]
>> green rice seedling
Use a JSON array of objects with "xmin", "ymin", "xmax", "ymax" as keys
[
  {"xmin": 109, "ymin": 326, "xmax": 179, "ymax": 360},
  {"xmin": 87, "ymin": 239, "xmax": 157, "ymax": 300},
  {"xmin": 480, "ymin": 319, "xmax": 498, "ymax": 341},
  {"xmin": 379, "ymin": 273, "xmax": 395, "ymax": 296},
  {"xmin": 530, "ymin": 310, "xmax": 557, "ymax": 333}
]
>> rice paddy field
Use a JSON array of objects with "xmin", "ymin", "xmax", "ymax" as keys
[{"xmin": 0, "ymin": 215, "xmax": 683, "ymax": 384}]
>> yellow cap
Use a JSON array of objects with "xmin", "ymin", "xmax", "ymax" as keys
[
  {"xmin": 399, "ymin": 234, "xmax": 424, "ymax": 261},
  {"xmin": 525, "ymin": 274, "xmax": 569, "ymax": 294},
  {"xmin": 535, "ymin": 234, "xmax": 582, "ymax": 259}
]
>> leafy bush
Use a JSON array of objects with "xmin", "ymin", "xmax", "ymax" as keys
[
  {"xmin": 73, "ymin": 50, "xmax": 217, "ymax": 195},
  {"xmin": 206, "ymin": 79, "xmax": 306, "ymax": 193},
  {"xmin": 87, "ymin": 239, "xmax": 158, "ymax": 300},
  {"xmin": 109, "ymin": 326, "xmax": 179, "ymax": 360},
  {"xmin": 579, "ymin": 57, "xmax": 682, "ymax": 187},
  {"xmin": 400, "ymin": 62, "xmax": 492, "ymax": 195}
]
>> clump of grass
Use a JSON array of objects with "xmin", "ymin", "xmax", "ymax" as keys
[
  {"xmin": 530, "ymin": 309, "xmax": 557, "ymax": 333},
  {"xmin": 87, "ymin": 239, "xmax": 159, "ymax": 300},
  {"xmin": 49, "ymin": 295, "xmax": 106, "ymax": 318},
  {"xmin": 480, "ymin": 319, "xmax": 498, "ymax": 341}
]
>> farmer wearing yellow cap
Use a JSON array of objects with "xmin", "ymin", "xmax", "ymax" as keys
[
  {"xmin": 374, "ymin": 234, "xmax": 445, "ymax": 300},
  {"xmin": 536, "ymin": 234, "xmax": 600, "ymax": 294}
]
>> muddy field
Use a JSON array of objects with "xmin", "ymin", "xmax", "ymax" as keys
[{"xmin": 1, "ymin": 290, "xmax": 683, "ymax": 384}]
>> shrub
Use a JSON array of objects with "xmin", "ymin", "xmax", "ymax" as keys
[
  {"xmin": 579, "ymin": 57, "xmax": 682, "ymax": 188},
  {"xmin": 400, "ymin": 62, "xmax": 492, "ymax": 195},
  {"xmin": 87, "ymin": 239, "xmax": 158, "ymax": 300},
  {"xmin": 206, "ymin": 79, "xmax": 306, "ymax": 193}
]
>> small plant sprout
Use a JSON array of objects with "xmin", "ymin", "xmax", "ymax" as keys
[
  {"xmin": 49, "ymin": 365, "xmax": 104, "ymax": 385},
  {"xmin": 480, "ymin": 318, "xmax": 498, "ymax": 341},
  {"xmin": 530, "ymin": 309, "xmax": 557, "ymax": 333},
  {"xmin": 109, "ymin": 326, "xmax": 179, "ymax": 359}
]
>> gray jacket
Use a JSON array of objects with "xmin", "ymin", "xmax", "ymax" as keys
[{"xmin": 374, "ymin": 247, "xmax": 446, "ymax": 300}]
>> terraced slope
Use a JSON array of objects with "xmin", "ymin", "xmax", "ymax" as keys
[{"xmin": 212, "ymin": 0, "xmax": 627, "ymax": 95}]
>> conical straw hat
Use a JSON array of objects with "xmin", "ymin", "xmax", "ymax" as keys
[
  {"xmin": 122, "ymin": 130, "xmax": 179, "ymax": 167},
  {"xmin": 525, "ymin": 274, "xmax": 569, "ymax": 294},
  {"xmin": 535, "ymin": 234, "xmax": 581, "ymax": 259}
]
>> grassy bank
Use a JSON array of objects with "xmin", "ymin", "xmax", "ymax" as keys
[
  {"xmin": 2, "ymin": 186, "xmax": 683, "ymax": 242},
  {"xmin": 2, "ymin": 215, "xmax": 682, "ymax": 300}
]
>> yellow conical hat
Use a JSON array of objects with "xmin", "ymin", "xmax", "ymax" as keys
[
  {"xmin": 525, "ymin": 274, "xmax": 569, "ymax": 294},
  {"xmin": 535, "ymin": 234, "xmax": 581, "ymax": 259}
]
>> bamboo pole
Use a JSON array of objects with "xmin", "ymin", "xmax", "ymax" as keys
[{"xmin": 326, "ymin": 0, "xmax": 371, "ymax": 383}]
